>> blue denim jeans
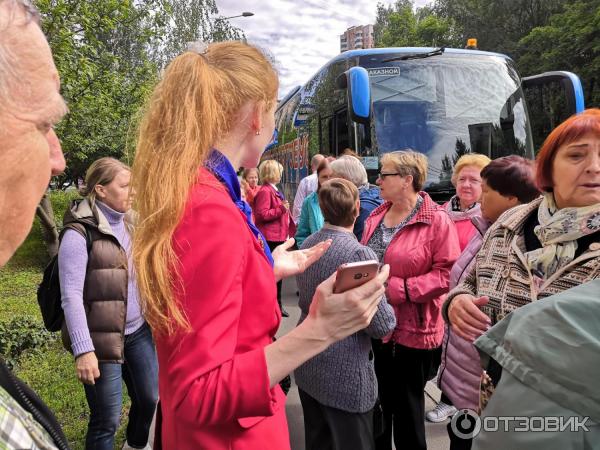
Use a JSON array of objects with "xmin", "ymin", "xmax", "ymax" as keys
[{"xmin": 84, "ymin": 323, "xmax": 158, "ymax": 450}]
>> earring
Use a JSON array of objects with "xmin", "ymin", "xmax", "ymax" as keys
[{"xmin": 256, "ymin": 131, "xmax": 260, "ymax": 136}]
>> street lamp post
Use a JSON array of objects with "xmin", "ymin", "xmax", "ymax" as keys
[
  {"xmin": 213, "ymin": 12, "xmax": 254, "ymax": 42},
  {"xmin": 221, "ymin": 12, "xmax": 254, "ymax": 20}
]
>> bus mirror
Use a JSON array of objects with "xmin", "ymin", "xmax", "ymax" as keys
[{"xmin": 336, "ymin": 67, "xmax": 371, "ymax": 124}]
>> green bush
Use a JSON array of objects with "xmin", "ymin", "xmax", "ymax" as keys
[
  {"xmin": 0, "ymin": 316, "xmax": 53, "ymax": 369},
  {"xmin": 49, "ymin": 190, "xmax": 81, "ymax": 228}
]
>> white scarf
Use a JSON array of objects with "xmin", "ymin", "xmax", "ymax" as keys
[{"xmin": 525, "ymin": 193, "xmax": 600, "ymax": 278}]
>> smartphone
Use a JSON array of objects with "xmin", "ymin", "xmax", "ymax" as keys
[{"xmin": 333, "ymin": 260, "xmax": 380, "ymax": 294}]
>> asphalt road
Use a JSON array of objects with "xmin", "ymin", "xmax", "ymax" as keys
[{"xmin": 277, "ymin": 278, "xmax": 451, "ymax": 450}]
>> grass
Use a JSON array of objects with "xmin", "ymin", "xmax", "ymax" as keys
[
  {"xmin": 15, "ymin": 342, "xmax": 129, "ymax": 449},
  {"xmin": 0, "ymin": 190, "xmax": 130, "ymax": 449}
]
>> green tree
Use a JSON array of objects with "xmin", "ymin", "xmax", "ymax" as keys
[
  {"xmin": 157, "ymin": 0, "xmax": 244, "ymax": 66},
  {"xmin": 433, "ymin": 0, "xmax": 568, "ymax": 55},
  {"xmin": 374, "ymin": 1, "xmax": 461, "ymax": 48},
  {"xmin": 36, "ymin": 0, "xmax": 161, "ymax": 183},
  {"xmin": 33, "ymin": 0, "xmax": 245, "ymax": 255},
  {"xmin": 34, "ymin": 0, "xmax": 162, "ymax": 255},
  {"xmin": 517, "ymin": 0, "xmax": 600, "ymax": 107},
  {"xmin": 452, "ymin": 138, "xmax": 470, "ymax": 164}
]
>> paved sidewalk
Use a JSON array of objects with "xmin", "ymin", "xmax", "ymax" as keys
[{"xmin": 277, "ymin": 278, "xmax": 451, "ymax": 450}]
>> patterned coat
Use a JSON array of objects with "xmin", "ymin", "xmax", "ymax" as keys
[{"xmin": 444, "ymin": 196, "xmax": 600, "ymax": 325}]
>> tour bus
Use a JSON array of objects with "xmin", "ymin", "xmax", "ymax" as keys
[{"xmin": 264, "ymin": 46, "xmax": 585, "ymax": 202}]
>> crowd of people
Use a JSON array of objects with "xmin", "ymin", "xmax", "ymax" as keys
[{"xmin": 0, "ymin": 2, "xmax": 599, "ymax": 450}]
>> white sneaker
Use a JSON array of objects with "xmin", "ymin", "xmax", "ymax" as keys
[{"xmin": 426, "ymin": 401, "xmax": 457, "ymax": 423}]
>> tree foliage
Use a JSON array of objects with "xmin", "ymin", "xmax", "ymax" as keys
[
  {"xmin": 374, "ymin": 1, "xmax": 462, "ymax": 48},
  {"xmin": 35, "ymin": 0, "xmax": 245, "ymax": 185},
  {"xmin": 433, "ymin": 0, "xmax": 568, "ymax": 55},
  {"xmin": 157, "ymin": 0, "xmax": 244, "ymax": 66},
  {"xmin": 33, "ymin": 0, "xmax": 245, "ymax": 253},
  {"xmin": 517, "ymin": 0, "xmax": 600, "ymax": 107}
]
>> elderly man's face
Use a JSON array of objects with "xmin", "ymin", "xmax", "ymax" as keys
[{"xmin": 0, "ymin": 8, "xmax": 67, "ymax": 266}]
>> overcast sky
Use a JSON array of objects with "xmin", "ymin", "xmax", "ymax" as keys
[{"xmin": 215, "ymin": 0, "xmax": 431, "ymax": 97}]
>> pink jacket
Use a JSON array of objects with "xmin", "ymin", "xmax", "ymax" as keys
[
  {"xmin": 443, "ymin": 198, "xmax": 481, "ymax": 251},
  {"xmin": 254, "ymin": 184, "xmax": 290, "ymax": 242},
  {"xmin": 438, "ymin": 216, "xmax": 490, "ymax": 410},
  {"xmin": 362, "ymin": 193, "xmax": 461, "ymax": 349}
]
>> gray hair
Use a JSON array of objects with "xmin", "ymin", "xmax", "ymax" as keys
[
  {"xmin": 330, "ymin": 155, "xmax": 368, "ymax": 188},
  {"xmin": 0, "ymin": 0, "xmax": 40, "ymax": 108}
]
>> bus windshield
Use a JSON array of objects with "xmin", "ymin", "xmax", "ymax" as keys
[{"xmin": 361, "ymin": 53, "xmax": 534, "ymax": 192}]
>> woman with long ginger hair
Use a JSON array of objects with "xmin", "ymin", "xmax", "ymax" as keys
[{"xmin": 131, "ymin": 41, "xmax": 389, "ymax": 450}]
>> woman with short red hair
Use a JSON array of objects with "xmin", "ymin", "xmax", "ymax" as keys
[
  {"xmin": 444, "ymin": 109, "xmax": 600, "ymax": 447},
  {"xmin": 447, "ymin": 109, "xmax": 600, "ymax": 338}
]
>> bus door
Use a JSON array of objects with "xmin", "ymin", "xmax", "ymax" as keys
[
  {"xmin": 522, "ymin": 71, "xmax": 585, "ymax": 152},
  {"xmin": 333, "ymin": 107, "xmax": 350, "ymax": 155}
]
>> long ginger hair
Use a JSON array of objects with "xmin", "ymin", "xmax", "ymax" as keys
[{"xmin": 132, "ymin": 41, "xmax": 278, "ymax": 335}]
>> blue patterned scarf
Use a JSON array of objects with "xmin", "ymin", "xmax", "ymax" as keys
[{"xmin": 206, "ymin": 150, "xmax": 274, "ymax": 267}]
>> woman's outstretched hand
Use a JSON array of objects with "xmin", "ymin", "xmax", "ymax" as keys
[{"xmin": 273, "ymin": 238, "xmax": 332, "ymax": 281}]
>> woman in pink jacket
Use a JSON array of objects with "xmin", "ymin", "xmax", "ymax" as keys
[
  {"xmin": 362, "ymin": 150, "xmax": 460, "ymax": 450},
  {"xmin": 254, "ymin": 159, "xmax": 291, "ymax": 316},
  {"xmin": 444, "ymin": 154, "xmax": 491, "ymax": 251}
]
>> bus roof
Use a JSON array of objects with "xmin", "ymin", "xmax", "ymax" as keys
[
  {"xmin": 331, "ymin": 47, "xmax": 511, "ymax": 62},
  {"xmin": 276, "ymin": 47, "xmax": 512, "ymax": 111}
]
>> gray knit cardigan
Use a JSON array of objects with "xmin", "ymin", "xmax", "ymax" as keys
[{"xmin": 294, "ymin": 226, "xmax": 396, "ymax": 413}]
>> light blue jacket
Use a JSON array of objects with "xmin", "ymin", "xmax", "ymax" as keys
[{"xmin": 295, "ymin": 192, "xmax": 324, "ymax": 247}]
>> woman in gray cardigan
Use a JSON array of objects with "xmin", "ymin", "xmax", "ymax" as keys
[{"xmin": 295, "ymin": 178, "xmax": 396, "ymax": 450}]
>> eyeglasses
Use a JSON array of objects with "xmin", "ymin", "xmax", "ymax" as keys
[{"xmin": 377, "ymin": 172, "xmax": 402, "ymax": 180}]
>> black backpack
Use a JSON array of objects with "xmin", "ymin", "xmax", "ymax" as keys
[{"xmin": 37, "ymin": 224, "xmax": 93, "ymax": 332}]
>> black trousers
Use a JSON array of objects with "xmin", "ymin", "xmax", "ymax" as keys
[
  {"xmin": 440, "ymin": 389, "xmax": 472, "ymax": 449},
  {"xmin": 373, "ymin": 340, "xmax": 441, "ymax": 450},
  {"xmin": 447, "ymin": 421, "xmax": 473, "ymax": 450},
  {"xmin": 299, "ymin": 389, "xmax": 375, "ymax": 450},
  {"xmin": 440, "ymin": 392, "xmax": 452, "ymax": 405},
  {"xmin": 267, "ymin": 240, "xmax": 284, "ymax": 307}
]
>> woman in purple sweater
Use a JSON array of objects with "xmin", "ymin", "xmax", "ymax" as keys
[{"xmin": 58, "ymin": 157, "xmax": 158, "ymax": 450}]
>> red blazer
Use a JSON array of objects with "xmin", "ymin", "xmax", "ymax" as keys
[
  {"xmin": 253, "ymin": 184, "xmax": 290, "ymax": 242},
  {"xmin": 156, "ymin": 168, "xmax": 289, "ymax": 450}
]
